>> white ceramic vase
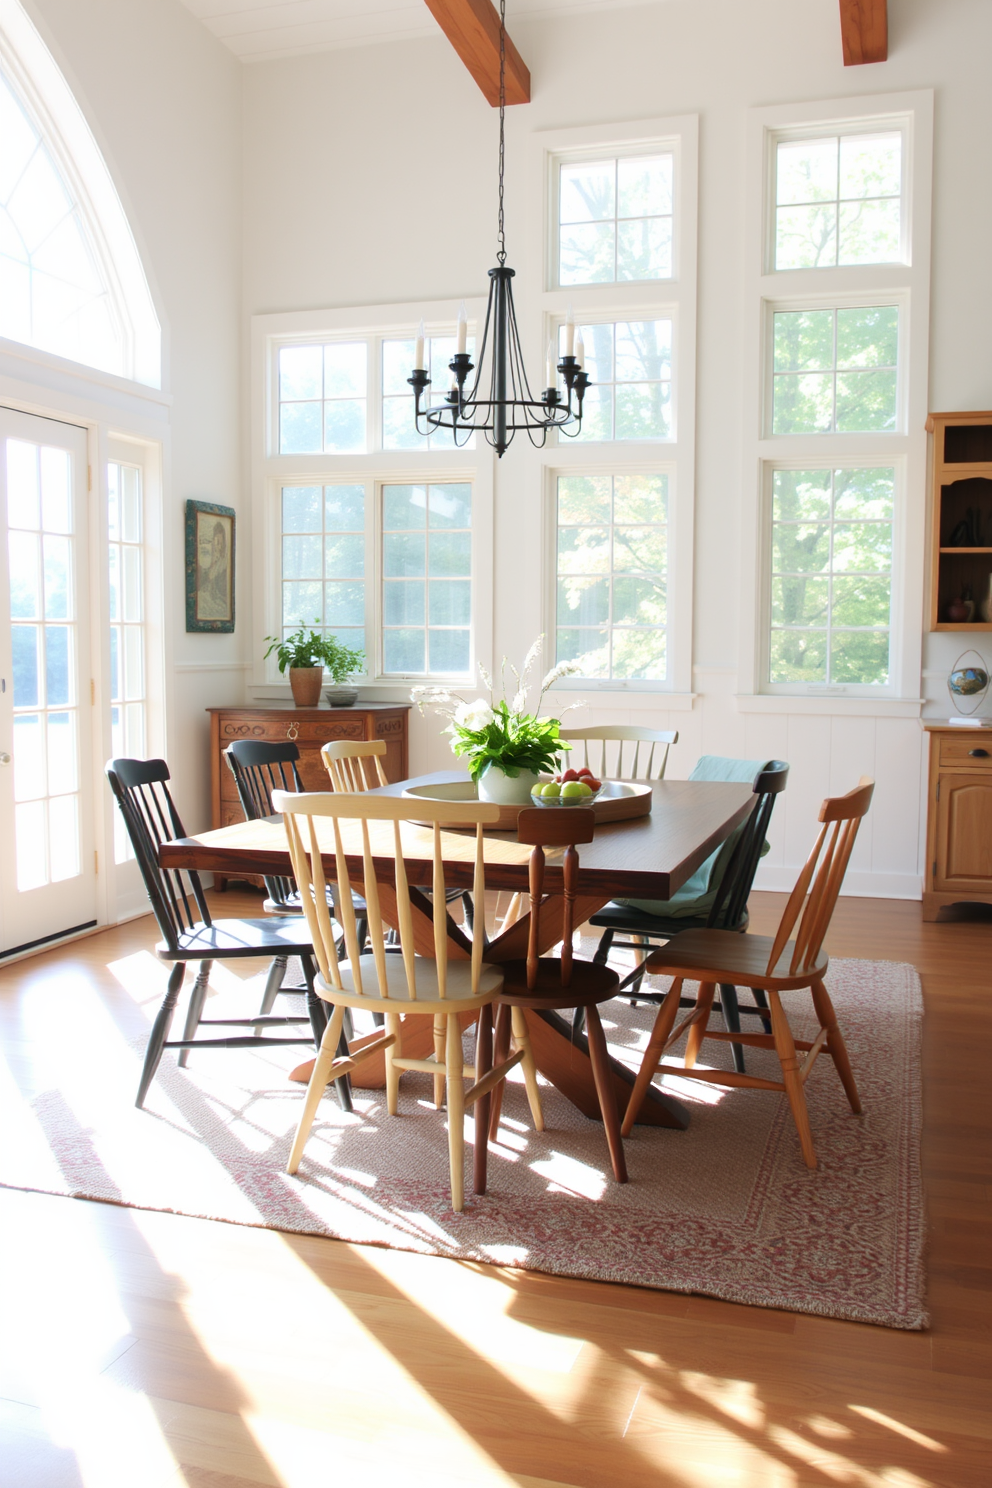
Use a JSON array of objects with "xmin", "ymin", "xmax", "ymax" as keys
[{"xmin": 477, "ymin": 764, "xmax": 541, "ymax": 805}]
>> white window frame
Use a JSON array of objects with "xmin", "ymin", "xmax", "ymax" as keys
[
  {"xmin": 736, "ymin": 91, "xmax": 932, "ymax": 715},
  {"xmin": 251, "ymin": 299, "xmax": 494, "ymax": 695},
  {"xmin": 526, "ymin": 115, "xmax": 698, "ymax": 701}
]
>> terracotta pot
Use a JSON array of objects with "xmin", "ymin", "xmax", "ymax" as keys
[{"xmin": 288, "ymin": 666, "xmax": 322, "ymax": 707}]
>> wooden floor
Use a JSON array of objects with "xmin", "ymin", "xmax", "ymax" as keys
[{"xmin": 0, "ymin": 890, "xmax": 989, "ymax": 1488}]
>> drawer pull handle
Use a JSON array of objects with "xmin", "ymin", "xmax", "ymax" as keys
[{"xmin": 968, "ymin": 747, "xmax": 989, "ymax": 758}]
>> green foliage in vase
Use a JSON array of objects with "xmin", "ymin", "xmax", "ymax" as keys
[
  {"xmin": 263, "ymin": 623, "xmax": 364, "ymax": 682},
  {"xmin": 412, "ymin": 637, "xmax": 582, "ymax": 782}
]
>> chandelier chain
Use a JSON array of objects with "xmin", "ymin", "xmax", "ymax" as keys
[{"xmin": 497, "ymin": 0, "xmax": 506, "ymax": 265}]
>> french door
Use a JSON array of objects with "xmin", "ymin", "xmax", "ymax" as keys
[{"xmin": 0, "ymin": 407, "xmax": 97, "ymax": 954}]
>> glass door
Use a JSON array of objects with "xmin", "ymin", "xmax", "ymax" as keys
[{"xmin": 0, "ymin": 407, "xmax": 97, "ymax": 954}]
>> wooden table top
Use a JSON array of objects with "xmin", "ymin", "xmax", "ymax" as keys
[{"xmin": 163, "ymin": 772, "xmax": 755, "ymax": 900}]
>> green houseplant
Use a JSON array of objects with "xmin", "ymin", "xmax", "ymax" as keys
[
  {"xmin": 412, "ymin": 637, "xmax": 581, "ymax": 805},
  {"xmin": 264, "ymin": 625, "xmax": 364, "ymax": 707}
]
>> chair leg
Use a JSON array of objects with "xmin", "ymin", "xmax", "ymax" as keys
[
  {"xmin": 629, "ymin": 934, "xmax": 649, "ymax": 999},
  {"xmin": 684, "ymin": 982, "xmax": 716, "ymax": 1068},
  {"xmin": 255, "ymin": 954, "xmax": 287, "ymax": 1034},
  {"xmin": 299, "ymin": 953, "xmax": 350, "ymax": 1113},
  {"xmin": 510, "ymin": 1006, "xmax": 544, "ymax": 1132},
  {"xmin": 752, "ymin": 986, "xmax": 772, "ymax": 1035},
  {"xmin": 384, "ymin": 1012, "xmax": 402, "ymax": 1115},
  {"xmin": 719, "ymin": 983, "xmax": 746, "ymax": 1074},
  {"xmin": 473, "ymin": 1005, "xmax": 493, "ymax": 1196},
  {"xmin": 810, "ymin": 978, "xmax": 861, "ymax": 1114},
  {"xmin": 177, "ymin": 960, "xmax": 212, "ymax": 1068},
  {"xmin": 286, "ymin": 1005, "xmax": 346, "ymax": 1174},
  {"xmin": 621, "ymin": 977, "xmax": 684, "ymax": 1137},
  {"xmin": 445, "ymin": 1012, "xmax": 466, "ymax": 1212},
  {"xmin": 593, "ymin": 928, "xmax": 614, "ymax": 966},
  {"xmin": 488, "ymin": 1004, "xmax": 513, "ymax": 1139},
  {"xmin": 462, "ymin": 891, "xmax": 474, "ymax": 932},
  {"xmin": 571, "ymin": 1005, "xmax": 586, "ymax": 1037},
  {"xmin": 136, "ymin": 962, "xmax": 186, "ymax": 1108},
  {"xmin": 768, "ymin": 989, "xmax": 817, "ymax": 1169},
  {"xmin": 432, "ymin": 1014, "xmax": 446, "ymax": 1108},
  {"xmin": 585, "ymin": 1005, "xmax": 627, "ymax": 1183}
]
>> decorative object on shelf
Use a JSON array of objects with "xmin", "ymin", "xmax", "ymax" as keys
[
  {"xmin": 946, "ymin": 592, "xmax": 974, "ymax": 623},
  {"xmin": 263, "ymin": 625, "xmax": 364, "ymax": 708},
  {"xmin": 407, "ymin": 0, "xmax": 588, "ymax": 456},
  {"xmin": 982, "ymin": 573, "xmax": 992, "ymax": 624},
  {"xmin": 412, "ymin": 635, "xmax": 581, "ymax": 805},
  {"xmin": 948, "ymin": 508, "xmax": 983, "ymax": 546},
  {"xmin": 927, "ymin": 412, "xmax": 992, "ymax": 631},
  {"xmin": 185, "ymin": 500, "xmax": 235, "ymax": 633},
  {"xmin": 946, "ymin": 649, "xmax": 990, "ymax": 717}
]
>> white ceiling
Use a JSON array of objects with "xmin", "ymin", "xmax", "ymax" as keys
[{"xmin": 179, "ymin": 0, "xmax": 665, "ymax": 63}]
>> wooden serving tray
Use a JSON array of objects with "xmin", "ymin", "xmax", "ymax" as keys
[{"xmin": 401, "ymin": 778, "xmax": 652, "ymax": 832}]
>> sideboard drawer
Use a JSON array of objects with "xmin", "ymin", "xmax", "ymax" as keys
[{"xmin": 938, "ymin": 734, "xmax": 992, "ymax": 769}]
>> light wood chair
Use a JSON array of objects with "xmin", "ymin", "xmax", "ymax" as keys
[
  {"xmin": 621, "ymin": 777, "xmax": 875, "ymax": 1168},
  {"xmin": 321, "ymin": 738, "xmax": 389, "ymax": 792},
  {"xmin": 559, "ymin": 724, "xmax": 678, "ymax": 781},
  {"xmin": 273, "ymin": 789, "xmax": 535, "ymax": 1211},
  {"xmin": 489, "ymin": 807, "xmax": 628, "ymax": 1183}
]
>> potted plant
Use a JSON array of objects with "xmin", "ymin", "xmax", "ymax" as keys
[
  {"xmin": 264, "ymin": 625, "xmax": 365, "ymax": 708},
  {"xmin": 412, "ymin": 637, "xmax": 581, "ymax": 805}
]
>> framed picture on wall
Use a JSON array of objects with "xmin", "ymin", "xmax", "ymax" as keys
[{"xmin": 185, "ymin": 499, "xmax": 235, "ymax": 632}]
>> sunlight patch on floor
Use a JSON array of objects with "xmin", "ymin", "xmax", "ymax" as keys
[{"xmin": 849, "ymin": 1406, "xmax": 947, "ymax": 1452}]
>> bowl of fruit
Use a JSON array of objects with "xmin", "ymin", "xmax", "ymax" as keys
[{"xmin": 531, "ymin": 766, "xmax": 603, "ymax": 806}]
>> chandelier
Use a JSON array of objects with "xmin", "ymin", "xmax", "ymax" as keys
[{"xmin": 408, "ymin": 0, "xmax": 589, "ymax": 456}]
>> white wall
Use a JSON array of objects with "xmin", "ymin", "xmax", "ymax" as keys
[
  {"xmin": 240, "ymin": 0, "xmax": 992, "ymax": 899},
  {"xmin": 22, "ymin": 0, "xmax": 245, "ymax": 834}
]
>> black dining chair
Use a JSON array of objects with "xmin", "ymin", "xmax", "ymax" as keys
[
  {"xmin": 106, "ymin": 756, "xmax": 352, "ymax": 1112},
  {"xmin": 576, "ymin": 760, "xmax": 790, "ymax": 1073}
]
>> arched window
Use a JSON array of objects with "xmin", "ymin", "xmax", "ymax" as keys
[{"xmin": 0, "ymin": 0, "xmax": 160, "ymax": 386}]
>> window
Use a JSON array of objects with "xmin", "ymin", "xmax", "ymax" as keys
[
  {"xmin": 774, "ymin": 131, "xmax": 902, "ymax": 271},
  {"xmin": 281, "ymin": 483, "xmax": 366, "ymax": 659},
  {"xmin": 107, "ymin": 458, "xmax": 146, "ymax": 861},
  {"xmin": 555, "ymin": 473, "xmax": 668, "ymax": 681},
  {"xmin": 557, "ymin": 152, "xmax": 673, "ymax": 286},
  {"xmin": 769, "ymin": 468, "xmax": 893, "ymax": 687},
  {"xmin": 382, "ymin": 482, "xmax": 472, "ymax": 675},
  {"xmin": 278, "ymin": 343, "xmax": 367, "ymax": 454},
  {"xmin": 382, "ymin": 335, "xmax": 475, "ymax": 451},
  {"xmin": 561, "ymin": 319, "xmax": 672, "ymax": 442},
  {"xmin": 0, "ymin": 2, "xmax": 160, "ymax": 384},
  {"xmin": 738, "ymin": 92, "xmax": 932, "ymax": 706},
  {"xmin": 771, "ymin": 305, "xmax": 898, "ymax": 435}
]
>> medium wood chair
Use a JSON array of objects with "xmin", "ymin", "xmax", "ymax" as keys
[
  {"xmin": 490, "ymin": 806, "xmax": 628, "ymax": 1183},
  {"xmin": 559, "ymin": 724, "xmax": 678, "ymax": 781},
  {"xmin": 621, "ymin": 778, "xmax": 875, "ymax": 1168},
  {"xmin": 105, "ymin": 757, "xmax": 346, "ymax": 1111},
  {"xmin": 274, "ymin": 789, "xmax": 532, "ymax": 1211}
]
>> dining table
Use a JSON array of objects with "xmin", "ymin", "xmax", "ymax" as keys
[{"xmin": 160, "ymin": 769, "xmax": 756, "ymax": 1142}]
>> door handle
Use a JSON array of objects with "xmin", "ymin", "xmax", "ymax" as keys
[
  {"xmin": 0, "ymin": 751, "xmax": 10, "ymax": 765},
  {"xmin": 968, "ymin": 747, "xmax": 990, "ymax": 758}
]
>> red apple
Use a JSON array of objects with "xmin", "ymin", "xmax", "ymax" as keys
[
  {"xmin": 587, "ymin": 778, "xmax": 602, "ymax": 792},
  {"xmin": 577, "ymin": 767, "xmax": 593, "ymax": 778},
  {"xmin": 561, "ymin": 768, "xmax": 579, "ymax": 783}
]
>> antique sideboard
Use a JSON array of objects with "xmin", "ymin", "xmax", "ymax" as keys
[{"xmin": 207, "ymin": 701, "xmax": 411, "ymax": 887}]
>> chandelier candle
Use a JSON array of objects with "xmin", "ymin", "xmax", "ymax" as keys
[{"xmin": 407, "ymin": 0, "xmax": 589, "ymax": 455}]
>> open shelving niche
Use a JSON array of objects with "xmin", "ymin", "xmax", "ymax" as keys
[{"xmin": 927, "ymin": 410, "xmax": 992, "ymax": 631}]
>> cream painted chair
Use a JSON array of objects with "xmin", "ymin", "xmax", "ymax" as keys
[
  {"xmin": 559, "ymin": 724, "xmax": 678, "ymax": 781},
  {"xmin": 321, "ymin": 738, "xmax": 389, "ymax": 792},
  {"xmin": 274, "ymin": 789, "xmax": 538, "ymax": 1211}
]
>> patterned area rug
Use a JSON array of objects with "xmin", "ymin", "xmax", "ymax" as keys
[{"xmin": 0, "ymin": 950, "xmax": 927, "ymax": 1328}]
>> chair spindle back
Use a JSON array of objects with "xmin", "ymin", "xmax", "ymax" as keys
[
  {"xmin": 106, "ymin": 758, "xmax": 210, "ymax": 952},
  {"xmin": 515, "ymin": 807, "xmax": 597, "ymax": 990},
  {"xmin": 321, "ymin": 739, "xmax": 389, "ymax": 793},
  {"xmin": 274, "ymin": 791, "xmax": 499, "ymax": 1000},
  {"xmin": 559, "ymin": 725, "xmax": 678, "ymax": 782},
  {"xmin": 708, "ymin": 760, "xmax": 789, "ymax": 931},
  {"xmin": 224, "ymin": 741, "xmax": 306, "ymax": 906},
  {"xmin": 766, "ymin": 777, "xmax": 875, "ymax": 976}
]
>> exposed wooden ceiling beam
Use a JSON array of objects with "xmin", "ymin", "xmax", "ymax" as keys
[
  {"xmin": 423, "ymin": 0, "xmax": 530, "ymax": 106},
  {"xmin": 840, "ymin": 0, "xmax": 888, "ymax": 65}
]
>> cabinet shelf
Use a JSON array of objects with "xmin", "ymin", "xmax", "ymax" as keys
[{"xmin": 938, "ymin": 546, "xmax": 992, "ymax": 555}]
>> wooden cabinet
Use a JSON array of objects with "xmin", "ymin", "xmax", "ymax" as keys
[
  {"xmin": 922, "ymin": 723, "xmax": 992, "ymax": 919},
  {"xmin": 208, "ymin": 702, "xmax": 410, "ymax": 885},
  {"xmin": 926, "ymin": 410, "xmax": 992, "ymax": 631}
]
